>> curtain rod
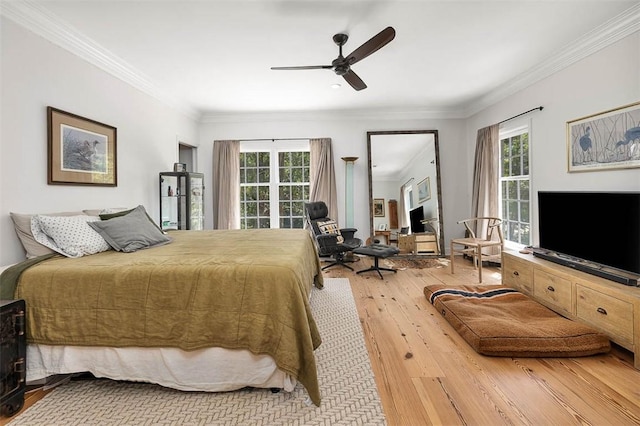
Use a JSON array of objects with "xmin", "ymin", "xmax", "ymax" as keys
[
  {"xmin": 239, "ymin": 137, "xmax": 316, "ymax": 142},
  {"xmin": 499, "ymin": 106, "xmax": 544, "ymax": 124},
  {"xmin": 403, "ymin": 177, "xmax": 415, "ymax": 186}
]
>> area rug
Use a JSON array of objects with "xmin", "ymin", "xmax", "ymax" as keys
[
  {"xmin": 424, "ymin": 284, "xmax": 610, "ymax": 358},
  {"xmin": 383, "ymin": 256, "xmax": 448, "ymax": 270},
  {"xmin": 7, "ymin": 278, "xmax": 386, "ymax": 426}
]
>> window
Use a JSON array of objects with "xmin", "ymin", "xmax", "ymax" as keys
[
  {"xmin": 499, "ymin": 125, "xmax": 530, "ymax": 246},
  {"xmin": 240, "ymin": 141, "xmax": 310, "ymax": 229}
]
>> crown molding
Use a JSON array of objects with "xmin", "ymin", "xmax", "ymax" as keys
[
  {"xmin": 463, "ymin": 3, "xmax": 640, "ymax": 117},
  {"xmin": 1, "ymin": 0, "xmax": 201, "ymax": 121},
  {"xmin": 199, "ymin": 107, "xmax": 466, "ymax": 124}
]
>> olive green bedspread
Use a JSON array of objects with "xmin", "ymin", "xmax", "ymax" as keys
[{"xmin": 11, "ymin": 229, "xmax": 324, "ymax": 405}]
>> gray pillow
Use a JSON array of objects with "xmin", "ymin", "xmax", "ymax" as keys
[{"xmin": 88, "ymin": 206, "xmax": 171, "ymax": 252}]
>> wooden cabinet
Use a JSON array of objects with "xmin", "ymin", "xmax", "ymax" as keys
[
  {"xmin": 388, "ymin": 200, "xmax": 398, "ymax": 230},
  {"xmin": 503, "ymin": 250, "xmax": 640, "ymax": 369},
  {"xmin": 396, "ymin": 233, "xmax": 440, "ymax": 255},
  {"xmin": 398, "ymin": 234, "xmax": 413, "ymax": 254},
  {"xmin": 414, "ymin": 233, "xmax": 439, "ymax": 254}
]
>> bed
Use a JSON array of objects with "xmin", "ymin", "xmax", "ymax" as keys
[{"xmin": 1, "ymin": 221, "xmax": 324, "ymax": 405}]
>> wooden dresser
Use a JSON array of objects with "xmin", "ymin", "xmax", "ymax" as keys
[
  {"xmin": 397, "ymin": 233, "xmax": 439, "ymax": 255},
  {"xmin": 413, "ymin": 233, "xmax": 439, "ymax": 254},
  {"xmin": 502, "ymin": 250, "xmax": 640, "ymax": 369}
]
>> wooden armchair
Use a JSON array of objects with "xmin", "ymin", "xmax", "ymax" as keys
[{"xmin": 450, "ymin": 217, "xmax": 503, "ymax": 283}]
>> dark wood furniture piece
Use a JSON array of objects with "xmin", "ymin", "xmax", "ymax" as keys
[
  {"xmin": 374, "ymin": 230, "xmax": 391, "ymax": 245},
  {"xmin": 0, "ymin": 299, "xmax": 26, "ymax": 417},
  {"xmin": 388, "ymin": 200, "xmax": 398, "ymax": 230}
]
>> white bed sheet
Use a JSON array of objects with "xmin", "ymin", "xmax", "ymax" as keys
[{"xmin": 27, "ymin": 344, "xmax": 297, "ymax": 392}]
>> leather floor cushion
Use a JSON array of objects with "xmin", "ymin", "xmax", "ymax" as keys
[{"xmin": 424, "ymin": 284, "xmax": 610, "ymax": 357}]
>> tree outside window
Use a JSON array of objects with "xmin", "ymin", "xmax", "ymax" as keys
[{"xmin": 240, "ymin": 149, "xmax": 310, "ymax": 229}]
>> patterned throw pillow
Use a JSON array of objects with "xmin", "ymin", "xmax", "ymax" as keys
[
  {"xmin": 31, "ymin": 215, "xmax": 111, "ymax": 258},
  {"xmin": 10, "ymin": 210, "xmax": 85, "ymax": 258},
  {"xmin": 316, "ymin": 219, "xmax": 344, "ymax": 244}
]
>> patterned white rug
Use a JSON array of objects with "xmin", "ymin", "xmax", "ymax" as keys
[{"xmin": 7, "ymin": 278, "xmax": 386, "ymax": 426}]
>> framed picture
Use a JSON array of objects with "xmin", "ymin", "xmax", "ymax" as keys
[
  {"xmin": 373, "ymin": 198, "xmax": 385, "ymax": 217},
  {"xmin": 48, "ymin": 107, "xmax": 117, "ymax": 186},
  {"xmin": 418, "ymin": 177, "xmax": 431, "ymax": 203},
  {"xmin": 378, "ymin": 223, "xmax": 387, "ymax": 231},
  {"xmin": 567, "ymin": 101, "xmax": 640, "ymax": 172}
]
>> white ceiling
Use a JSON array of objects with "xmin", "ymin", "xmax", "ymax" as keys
[{"xmin": 3, "ymin": 1, "xmax": 639, "ymax": 120}]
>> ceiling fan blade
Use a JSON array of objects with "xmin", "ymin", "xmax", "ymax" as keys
[
  {"xmin": 342, "ymin": 69, "xmax": 367, "ymax": 91},
  {"xmin": 346, "ymin": 26, "xmax": 395, "ymax": 66},
  {"xmin": 271, "ymin": 65, "xmax": 332, "ymax": 70}
]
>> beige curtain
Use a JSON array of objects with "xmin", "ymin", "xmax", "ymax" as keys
[
  {"xmin": 471, "ymin": 124, "xmax": 500, "ymax": 245},
  {"xmin": 212, "ymin": 140, "xmax": 240, "ymax": 229},
  {"xmin": 398, "ymin": 185, "xmax": 408, "ymax": 228},
  {"xmin": 309, "ymin": 138, "xmax": 338, "ymax": 221}
]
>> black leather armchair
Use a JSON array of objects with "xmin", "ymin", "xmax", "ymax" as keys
[{"xmin": 305, "ymin": 201, "xmax": 363, "ymax": 271}]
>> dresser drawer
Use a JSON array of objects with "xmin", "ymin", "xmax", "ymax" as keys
[
  {"xmin": 503, "ymin": 255, "xmax": 534, "ymax": 294},
  {"xmin": 533, "ymin": 269, "xmax": 572, "ymax": 314},
  {"xmin": 576, "ymin": 285, "xmax": 633, "ymax": 346}
]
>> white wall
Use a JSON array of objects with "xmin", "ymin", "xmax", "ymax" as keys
[
  {"xmin": 0, "ymin": 18, "xmax": 199, "ymax": 265},
  {"xmin": 399, "ymin": 143, "xmax": 439, "ymax": 222},
  {"xmin": 198, "ymin": 116, "xmax": 467, "ymax": 247},
  {"xmin": 463, "ymin": 32, "xmax": 640, "ymax": 245},
  {"xmin": 372, "ymin": 179, "xmax": 397, "ymax": 231}
]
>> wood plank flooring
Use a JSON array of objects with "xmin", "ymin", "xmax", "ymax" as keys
[
  {"xmin": 3, "ymin": 255, "xmax": 640, "ymax": 425},
  {"xmin": 324, "ymin": 255, "xmax": 640, "ymax": 426}
]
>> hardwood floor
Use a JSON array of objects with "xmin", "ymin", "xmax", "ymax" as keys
[
  {"xmin": 325, "ymin": 255, "xmax": 640, "ymax": 426},
  {"xmin": 3, "ymin": 256, "xmax": 640, "ymax": 425}
]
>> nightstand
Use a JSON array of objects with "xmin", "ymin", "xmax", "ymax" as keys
[{"xmin": 1, "ymin": 299, "xmax": 26, "ymax": 417}]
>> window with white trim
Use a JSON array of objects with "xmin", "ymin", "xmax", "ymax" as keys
[
  {"xmin": 240, "ymin": 141, "xmax": 310, "ymax": 229},
  {"xmin": 499, "ymin": 125, "xmax": 530, "ymax": 247}
]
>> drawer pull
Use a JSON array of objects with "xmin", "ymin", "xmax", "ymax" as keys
[
  {"xmin": 513, "ymin": 271, "xmax": 519, "ymax": 276},
  {"xmin": 596, "ymin": 307, "xmax": 607, "ymax": 315},
  {"xmin": 547, "ymin": 286, "xmax": 555, "ymax": 292}
]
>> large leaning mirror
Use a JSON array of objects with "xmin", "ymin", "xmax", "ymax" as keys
[{"xmin": 367, "ymin": 130, "xmax": 444, "ymax": 256}]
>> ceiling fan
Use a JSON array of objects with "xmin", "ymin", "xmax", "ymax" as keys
[{"xmin": 271, "ymin": 26, "xmax": 396, "ymax": 91}]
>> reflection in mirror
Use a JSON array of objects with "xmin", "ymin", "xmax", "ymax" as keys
[{"xmin": 367, "ymin": 130, "xmax": 444, "ymax": 255}]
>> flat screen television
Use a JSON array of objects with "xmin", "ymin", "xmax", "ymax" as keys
[
  {"xmin": 536, "ymin": 191, "xmax": 640, "ymax": 286},
  {"xmin": 409, "ymin": 207, "xmax": 425, "ymax": 234}
]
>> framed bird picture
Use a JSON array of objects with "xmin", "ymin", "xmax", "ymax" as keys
[
  {"xmin": 567, "ymin": 101, "xmax": 640, "ymax": 172},
  {"xmin": 47, "ymin": 107, "xmax": 117, "ymax": 186}
]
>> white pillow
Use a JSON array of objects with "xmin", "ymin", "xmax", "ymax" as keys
[{"xmin": 31, "ymin": 215, "xmax": 111, "ymax": 258}]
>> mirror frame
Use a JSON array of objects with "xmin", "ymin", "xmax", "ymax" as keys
[{"xmin": 366, "ymin": 130, "xmax": 445, "ymax": 255}]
